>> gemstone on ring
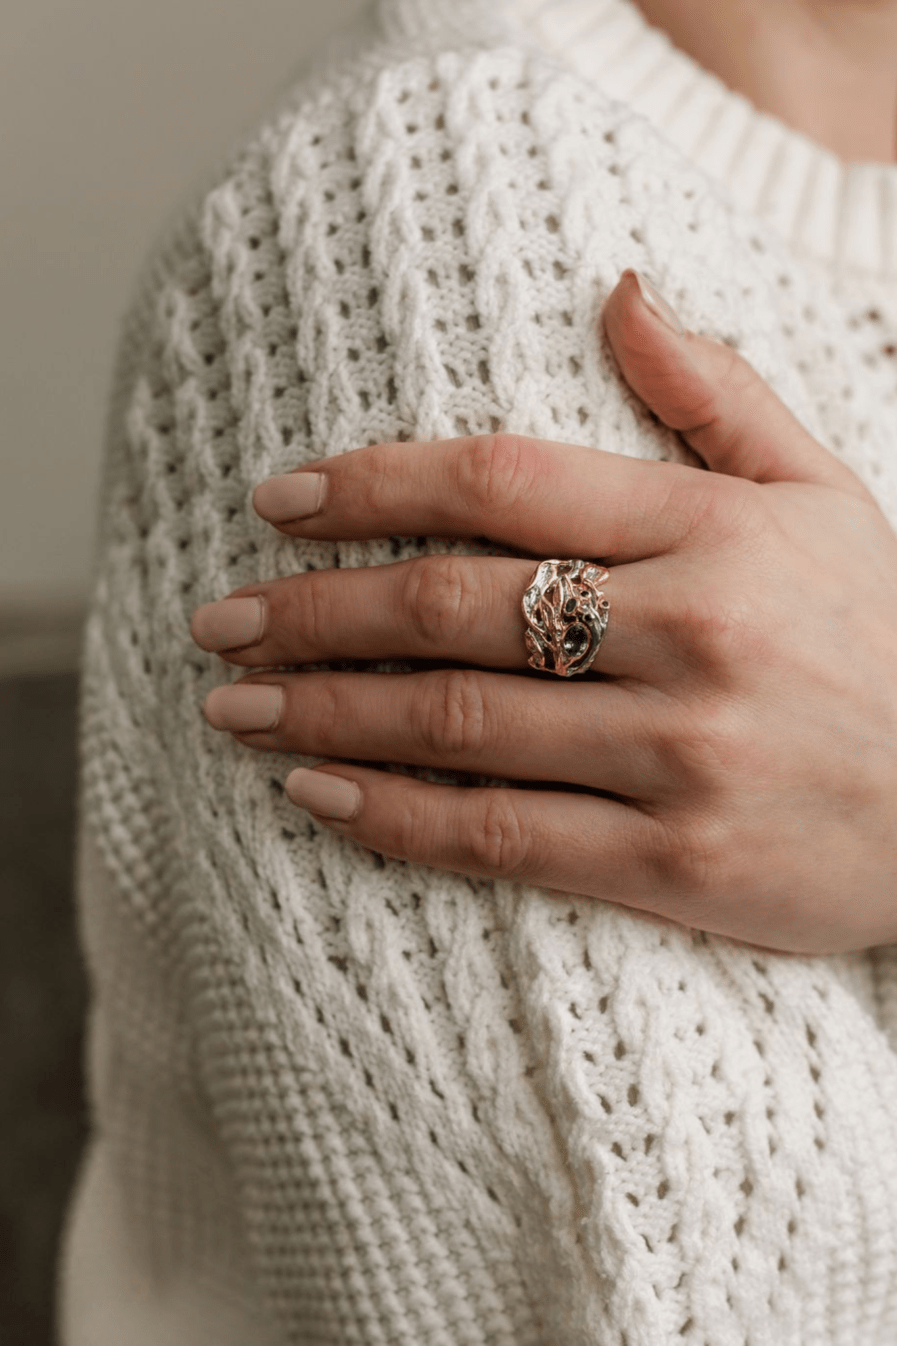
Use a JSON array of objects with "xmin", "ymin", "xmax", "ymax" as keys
[{"xmin": 522, "ymin": 559, "xmax": 610, "ymax": 677}]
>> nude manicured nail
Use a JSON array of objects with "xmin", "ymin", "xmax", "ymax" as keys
[
  {"xmin": 204, "ymin": 683, "xmax": 283, "ymax": 732},
  {"xmin": 285, "ymin": 768, "xmax": 362, "ymax": 821},
  {"xmin": 625, "ymin": 269, "xmax": 686, "ymax": 335},
  {"xmin": 191, "ymin": 596, "xmax": 266, "ymax": 652},
  {"xmin": 253, "ymin": 472, "xmax": 326, "ymax": 523}
]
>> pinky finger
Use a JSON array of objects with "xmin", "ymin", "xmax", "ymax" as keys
[{"xmin": 284, "ymin": 762, "xmax": 666, "ymax": 909}]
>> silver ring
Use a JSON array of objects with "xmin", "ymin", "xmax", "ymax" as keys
[{"xmin": 522, "ymin": 559, "xmax": 610, "ymax": 677}]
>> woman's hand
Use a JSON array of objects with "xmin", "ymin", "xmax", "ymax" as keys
[{"xmin": 190, "ymin": 270, "xmax": 897, "ymax": 956}]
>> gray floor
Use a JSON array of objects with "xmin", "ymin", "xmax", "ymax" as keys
[{"xmin": 1, "ymin": 672, "xmax": 88, "ymax": 1344}]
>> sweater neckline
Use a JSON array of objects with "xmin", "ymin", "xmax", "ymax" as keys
[{"xmin": 508, "ymin": 0, "xmax": 897, "ymax": 279}]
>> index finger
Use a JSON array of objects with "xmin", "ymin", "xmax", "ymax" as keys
[{"xmin": 252, "ymin": 434, "xmax": 716, "ymax": 564}]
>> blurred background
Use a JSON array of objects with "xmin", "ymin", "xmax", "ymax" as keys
[{"xmin": 1, "ymin": 0, "xmax": 362, "ymax": 1339}]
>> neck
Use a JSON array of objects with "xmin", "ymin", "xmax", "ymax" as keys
[{"xmin": 632, "ymin": 0, "xmax": 897, "ymax": 162}]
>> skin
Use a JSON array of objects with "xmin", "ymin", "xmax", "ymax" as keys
[
  {"xmin": 633, "ymin": 0, "xmax": 897, "ymax": 161},
  {"xmin": 191, "ymin": 272, "xmax": 897, "ymax": 956}
]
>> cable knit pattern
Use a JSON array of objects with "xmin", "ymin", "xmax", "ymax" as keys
[{"xmin": 60, "ymin": 1, "xmax": 897, "ymax": 1343}]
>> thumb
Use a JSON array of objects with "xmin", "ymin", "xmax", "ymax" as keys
[{"xmin": 602, "ymin": 269, "xmax": 864, "ymax": 494}]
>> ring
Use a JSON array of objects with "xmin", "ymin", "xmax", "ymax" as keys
[{"xmin": 522, "ymin": 559, "xmax": 610, "ymax": 677}]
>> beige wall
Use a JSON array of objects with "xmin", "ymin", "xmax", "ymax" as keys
[{"xmin": 0, "ymin": 0, "xmax": 363, "ymax": 629}]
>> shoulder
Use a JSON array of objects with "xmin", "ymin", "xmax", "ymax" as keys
[
  {"xmin": 201, "ymin": 37, "xmax": 699, "ymax": 243},
  {"xmin": 127, "ymin": 0, "xmax": 732, "ymax": 360},
  {"xmin": 182, "ymin": 1, "xmax": 714, "ymax": 282},
  {"xmin": 190, "ymin": 32, "xmax": 723, "ymax": 374},
  {"xmin": 109, "ymin": 29, "xmax": 804, "ymax": 520},
  {"xmin": 113, "ymin": 14, "xmax": 830, "ymax": 484}
]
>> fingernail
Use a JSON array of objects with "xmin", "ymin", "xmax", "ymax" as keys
[
  {"xmin": 285, "ymin": 768, "xmax": 361, "ymax": 821},
  {"xmin": 253, "ymin": 472, "xmax": 326, "ymax": 523},
  {"xmin": 625, "ymin": 269, "xmax": 686, "ymax": 335},
  {"xmin": 203, "ymin": 683, "xmax": 283, "ymax": 732},
  {"xmin": 191, "ymin": 595, "xmax": 266, "ymax": 652}
]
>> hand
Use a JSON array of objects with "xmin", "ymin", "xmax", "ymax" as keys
[{"xmin": 190, "ymin": 270, "xmax": 897, "ymax": 956}]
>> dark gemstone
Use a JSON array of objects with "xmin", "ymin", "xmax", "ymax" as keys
[
  {"xmin": 563, "ymin": 624, "xmax": 588, "ymax": 655},
  {"xmin": 564, "ymin": 596, "xmax": 578, "ymax": 617}
]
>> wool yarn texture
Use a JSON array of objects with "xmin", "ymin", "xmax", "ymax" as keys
[{"xmin": 59, "ymin": 1, "xmax": 897, "ymax": 1343}]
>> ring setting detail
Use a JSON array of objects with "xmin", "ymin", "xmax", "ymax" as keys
[{"xmin": 522, "ymin": 559, "xmax": 610, "ymax": 677}]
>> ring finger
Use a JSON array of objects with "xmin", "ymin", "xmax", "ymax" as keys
[{"xmin": 191, "ymin": 554, "xmax": 680, "ymax": 681}]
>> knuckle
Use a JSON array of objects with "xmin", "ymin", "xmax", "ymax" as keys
[
  {"xmin": 712, "ymin": 341, "xmax": 754, "ymax": 396},
  {"xmin": 456, "ymin": 433, "xmax": 539, "ymax": 516},
  {"xmin": 673, "ymin": 579, "xmax": 764, "ymax": 681},
  {"xmin": 410, "ymin": 668, "xmax": 488, "ymax": 758},
  {"xmin": 404, "ymin": 555, "xmax": 480, "ymax": 649},
  {"xmin": 648, "ymin": 809, "xmax": 732, "ymax": 907},
  {"xmin": 668, "ymin": 469, "xmax": 764, "ymax": 555},
  {"xmin": 658, "ymin": 698, "xmax": 747, "ymax": 789},
  {"xmin": 666, "ymin": 470, "xmax": 733, "ymax": 544},
  {"xmin": 290, "ymin": 572, "xmax": 333, "ymax": 653},
  {"xmin": 466, "ymin": 792, "xmax": 534, "ymax": 878},
  {"xmin": 687, "ymin": 343, "xmax": 756, "ymax": 435},
  {"xmin": 353, "ymin": 442, "xmax": 395, "ymax": 515},
  {"xmin": 310, "ymin": 675, "xmax": 346, "ymax": 752},
  {"xmin": 393, "ymin": 785, "xmax": 440, "ymax": 860}
]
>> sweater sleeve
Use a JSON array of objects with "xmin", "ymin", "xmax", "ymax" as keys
[{"xmin": 60, "ymin": 38, "xmax": 897, "ymax": 1346}]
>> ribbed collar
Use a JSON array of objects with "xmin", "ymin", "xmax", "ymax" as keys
[{"xmin": 507, "ymin": 0, "xmax": 897, "ymax": 280}]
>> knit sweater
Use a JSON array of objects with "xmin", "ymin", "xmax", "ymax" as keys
[{"xmin": 58, "ymin": 1, "xmax": 897, "ymax": 1342}]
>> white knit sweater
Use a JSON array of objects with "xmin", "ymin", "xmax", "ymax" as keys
[{"xmin": 58, "ymin": 1, "xmax": 897, "ymax": 1342}]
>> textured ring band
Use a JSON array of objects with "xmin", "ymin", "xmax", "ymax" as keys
[{"xmin": 522, "ymin": 559, "xmax": 611, "ymax": 677}]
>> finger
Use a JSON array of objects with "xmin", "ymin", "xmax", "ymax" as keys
[
  {"xmin": 251, "ymin": 433, "xmax": 710, "ymax": 565},
  {"xmin": 190, "ymin": 555, "xmax": 676, "ymax": 681},
  {"xmin": 602, "ymin": 270, "xmax": 866, "ymax": 495},
  {"xmin": 281, "ymin": 764, "xmax": 682, "ymax": 926},
  {"xmin": 204, "ymin": 668, "xmax": 668, "ymax": 798}
]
